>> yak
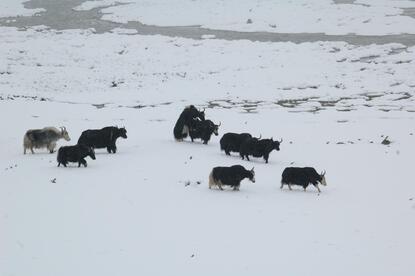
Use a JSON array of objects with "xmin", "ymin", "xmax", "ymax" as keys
[
  {"xmin": 189, "ymin": 119, "xmax": 220, "ymax": 144},
  {"xmin": 173, "ymin": 105, "xmax": 205, "ymax": 141},
  {"xmin": 57, "ymin": 144, "xmax": 96, "ymax": 167},
  {"xmin": 23, "ymin": 127, "xmax": 71, "ymax": 154},
  {"xmin": 240, "ymin": 137, "xmax": 282, "ymax": 163},
  {"xmin": 209, "ymin": 165, "xmax": 255, "ymax": 191},
  {"xmin": 78, "ymin": 126, "xmax": 127, "ymax": 153},
  {"xmin": 220, "ymin": 132, "xmax": 255, "ymax": 156},
  {"xmin": 281, "ymin": 167, "xmax": 327, "ymax": 192}
]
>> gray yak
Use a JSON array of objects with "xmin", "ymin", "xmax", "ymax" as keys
[{"xmin": 23, "ymin": 127, "xmax": 71, "ymax": 154}]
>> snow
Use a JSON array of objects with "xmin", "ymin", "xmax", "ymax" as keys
[
  {"xmin": 1, "ymin": 96, "xmax": 414, "ymax": 275},
  {"xmin": 0, "ymin": 5, "xmax": 415, "ymax": 275},
  {"xmin": 0, "ymin": 0, "xmax": 45, "ymax": 18},
  {"xmin": 0, "ymin": 27, "xmax": 414, "ymax": 109},
  {"xmin": 74, "ymin": 0, "xmax": 415, "ymax": 35}
]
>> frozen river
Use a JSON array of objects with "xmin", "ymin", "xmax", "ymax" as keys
[{"xmin": 1, "ymin": 0, "xmax": 415, "ymax": 45}]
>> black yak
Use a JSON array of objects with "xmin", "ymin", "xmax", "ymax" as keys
[
  {"xmin": 209, "ymin": 165, "xmax": 255, "ymax": 191},
  {"xmin": 240, "ymin": 137, "xmax": 282, "ymax": 163},
  {"xmin": 173, "ymin": 105, "xmax": 205, "ymax": 141},
  {"xmin": 189, "ymin": 119, "xmax": 220, "ymax": 144},
  {"xmin": 220, "ymin": 132, "xmax": 254, "ymax": 155},
  {"xmin": 281, "ymin": 167, "xmax": 327, "ymax": 192},
  {"xmin": 57, "ymin": 144, "xmax": 96, "ymax": 167},
  {"xmin": 78, "ymin": 126, "xmax": 127, "ymax": 153}
]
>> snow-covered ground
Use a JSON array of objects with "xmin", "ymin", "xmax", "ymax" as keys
[
  {"xmin": 1, "ymin": 95, "xmax": 414, "ymax": 276},
  {"xmin": 0, "ymin": 0, "xmax": 44, "ymax": 18},
  {"xmin": 1, "ymin": 1, "xmax": 415, "ymax": 275},
  {"xmin": 74, "ymin": 0, "xmax": 415, "ymax": 35},
  {"xmin": 1, "ymin": 26, "xmax": 414, "ymax": 110}
]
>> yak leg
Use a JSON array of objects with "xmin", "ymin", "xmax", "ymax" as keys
[
  {"xmin": 48, "ymin": 142, "xmax": 56, "ymax": 153},
  {"xmin": 57, "ymin": 162, "xmax": 60, "ymax": 167},
  {"xmin": 225, "ymin": 150, "xmax": 230, "ymax": 156},
  {"xmin": 30, "ymin": 147, "xmax": 34, "ymax": 154},
  {"xmin": 303, "ymin": 186, "xmax": 307, "ymax": 192},
  {"xmin": 245, "ymin": 155, "xmax": 250, "ymax": 161},
  {"xmin": 264, "ymin": 154, "xmax": 269, "ymax": 163},
  {"xmin": 78, "ymin": 159, "xmax": 87, "ymax": 167},
  {"xmin": 280, "ymin": 182, "xmax": 284, "ymax": 189},
  {"xmin": 314, "ymin": 184, "xmax": 321, "ymax": 193},
  {"xmin": 24, "ymin": 147, "xmax": 26, "ymax": 154},
  {"xmin": 112, "ymin": 146, "xmax": 117, "ymax": 153},
  {"xmin": 288, "ymin": 184, "xmax": 292, "ymax": 190},
  {"xmin": 233, "ymin": 185, "xmax": 240, "ymax": 191}
]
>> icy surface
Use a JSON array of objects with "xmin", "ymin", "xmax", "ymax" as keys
[
  {"xmin": 0, "ymin": 0, "xmax": 45, "ymax": 18},
  {"xmin": 74, "ymin": 0, "xmax": 415, "ymax": 35}
]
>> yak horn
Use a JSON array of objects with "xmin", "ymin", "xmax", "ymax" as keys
[
  {"xmin": 279, "ymin": 138, "xmax": 283, "ymax": 143},
  {"xmin": 321, "ymin": 170, "xmax": 326, "ymax": 176},
  {"xmin": 218, "ymin": 121, "xmax": 221, "ymax": 126},
  {"xmin": 258, "ymin": 134, "xmax": 262, "ymax": 139},
  {"xmin": 251, "ymin": 167, "xmax": 255, "ymax": 171}
]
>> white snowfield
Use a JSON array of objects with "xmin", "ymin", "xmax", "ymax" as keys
[
  {"xmin": 74, "ymin": 0, "xmax": 415, "ymax": 35},
  {"xmin": 0, "ymin": 26, "xmax": 414, "ymax": 275},
  {"xmin": 0, "ymin": 0, "xmax": 45, "ymax": 18}
]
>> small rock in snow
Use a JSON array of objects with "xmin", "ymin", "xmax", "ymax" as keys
[{"xmin": 381, "ymin": 136, "xmax": 391, "ymax": 145}]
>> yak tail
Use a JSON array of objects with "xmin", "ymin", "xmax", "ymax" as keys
[
  {"xmin": 56, "ymin": 147, "xmax": 65, "ymax": 163},
  {"xmin": 208, "ymin": 171, "xmax": 215, "ymax": 189},
  {"xmin": 23, "ymin": 133, "xmax": 31, "ymax": 148}
]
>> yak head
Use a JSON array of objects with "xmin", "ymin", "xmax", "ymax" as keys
[
  {"xmin": 117, "ymin": 127, "xmax": 128, "ymax": 139},
  {"xmin": 60, "ymin": 127, "xmax": 71, "ymax": 141},
  {"xmin": 203, "ymin": 120, "xmax": 220, "ymax": 136},
  {"xmin": 212, "ymin": 121, "xmax": 221, "ymax": 136},
  {"xmin": 319, "ymin": 170, "xmax": 327, "ymax": 186},
  {"xmin": 87, "ymin": 146, "xmax": 96, "ymax": 160},
  {"xmin": 80, "ymin": 145, "xmax": 96, "ymax": 160},
  {"xmin": 248, "ymin": 167, "xmax": 255, "ymax": 183},
  {"xmin": 268, "ymin": 137, "xmax": 282, "ymax": 151}
]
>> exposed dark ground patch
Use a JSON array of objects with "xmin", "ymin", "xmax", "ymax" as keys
[{"xmin": 1, "ymin": 91, "xmax": 413, "ymax": 114}]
